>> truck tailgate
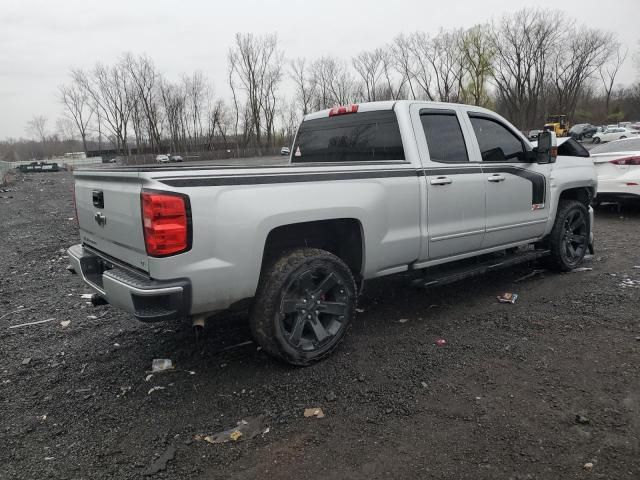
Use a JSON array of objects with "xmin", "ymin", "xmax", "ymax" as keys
[{"xmin": 74, "ymin": 170, "xmax": 149, "ymax": 272}]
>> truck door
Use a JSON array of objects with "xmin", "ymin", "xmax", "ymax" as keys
[
  {"xmin": 465, "ymin": 113, "xmax": 550, "ymax": 248},
  {"xmin": 412, "ymin": 105, "xmax": 486, "ymax": 261}
]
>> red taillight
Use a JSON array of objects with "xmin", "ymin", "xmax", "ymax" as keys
[
  {"xmin": 141, "ymin": 191, "xmax": 190, "ymax": 257},
  {"xmin": 328, "ymin": 104, "xmax": 359, "ymax": 117},
  {"xmin": 609, "ymin": 156, "xmax": 640, "ymax": 165}
]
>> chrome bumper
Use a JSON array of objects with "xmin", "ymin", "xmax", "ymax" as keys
[{"xmin": 67, "ymin": 244, "xmax": 190, "ymax": 322}]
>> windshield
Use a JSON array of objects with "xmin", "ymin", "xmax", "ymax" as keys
[{"xmin": 591, "ymin": 138, "xmax": 640, "ymax": 154}]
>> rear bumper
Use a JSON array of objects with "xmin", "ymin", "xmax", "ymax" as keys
[{"xmin": 67, "ymin": 244, "xmax": 191, "ymax": 322}]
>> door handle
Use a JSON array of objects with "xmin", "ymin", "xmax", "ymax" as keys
[
  {"xmin": 430, "ymin": 176, "xmax": 453, "ymax": 185},
  {"xmin": 487, "ymin": 174, "xmax": 505, "ymax": 182}
]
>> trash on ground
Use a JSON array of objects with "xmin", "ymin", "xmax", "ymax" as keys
[
  {"xmin": 497, "ymin": 292, "xmax": 518, "ymax": 304},
  {"xmin": 398, "ymin": 318, "xmax": 409, "ymax": 323},
  {"xmin": 117, "ymin": 386, "xmax": 131, "ymax": 398},
  {"xmin": 514, "ymin": 269, "xmax": 545, "ymax": 283},
  {"xmin": 420, "ymin": 381, "xmax": 428, "ymax": 388},
  {"xmin": 304, "ymin": 407, "xmax": 325, "ymax": 419},
  {"xmin": 142, "ymin": 445, "xmax": 176, "ymax": 476},
  {"xmin": 151, "ymin": 359, "xmax": 174, "ymax": 372},
  {"xmin": 201, "ymin": 415, "xmax": 267, "ymax": 444},
  {"xmin": 575, "ymin": 414, "xmax": 590, "ymax": 425},
  {"xmin": 21, "ymin": 357, "xmax": 31, "ymax": 365},
  {"xmin": 435, "ymin": 338, "xmax": 447, "ymax": 346},
  {"xmin": 325, "ymin": 391, "xmax": 337, "ymax": 402},
  {"xmin": 571, "ymin": 267, "xmax": 592, "ymax": 272},
  {"xmin": 355, "ymin": 308, "xmax": 365, "ymax": 313},
  {"xmin": 634, "ymin": 266, "xmax": 640, "ymax": 269},
  {"xmin": 80, "ymin": 293, "xmax": 93, "ymax": 299},
  {"xmin": 86, "ymin": 315, "xmax": 97, "ymax": 320},
  {"xmin": 9, "ymin": 318, "xmax": 55, "ymax": 329},
  {"xmin": 145, "ymin": 374, "xmax": 153, "ymax": 382},
  {"xmin": 60, "ymin": 320, "xmax": 70, "ymax": 328},
  {"xmin": 147, "ymin": 386, "xmax": 166, "ymax": 395},
  {"xmin": 583, "ymin": 462, "xmax": 594, "ymax": 471}
]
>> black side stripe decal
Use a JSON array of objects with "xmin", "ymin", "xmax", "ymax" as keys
[
  {"xmin": 160, "ymin": 169, "xmax": 418, "ymax": 187},
  {"xmin": 157, "ymin": 165, "xmax": 546, "ymax": 205},
  {"xmin": 480, "ymin": 166, "xmax": 546, "ymax": 205}
]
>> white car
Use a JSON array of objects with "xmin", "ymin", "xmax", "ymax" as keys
[
  {"xmin": 170, "ymin": 155, "xmax": 183, "ymax": 162},
  {"xmin": 590, "ymin": 137, "xmax": 640, "ymax": 204},
  {"xmin": 280, "ymin": 146, "xmax": 291, "ymax": 156},
  {"xmin": 592, "ymin": 127, "xmax": 638, "ymax": 144},
  {"xmin": 156, "ymin": 154, "xmax": 170, "ymax": 163}
]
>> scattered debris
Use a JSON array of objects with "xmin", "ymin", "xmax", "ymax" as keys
[
  {"xmin": 497, "ymin": 293, "xmax": 518, "ymax": 304},
  {"xmin": 151, "ymin": 359, "xmax": 174, "ymax": 372},
  {"xmin": 44, "ymin": 457, "xmax": 55, "ymax": 461},
  {"xmin": 571, "ymin": 267, "xmax": 593, "ymax": 273},
  {"xmin": 86, "ymin": 315, "xmax": 97, "ymax": 320},
  {"xmin": 60, "ymin": 320, "xmax": 70, "ymax": 328},
  {"xmin": 420, "ymin": 381, "xmax": 428, "ymax": 389},
  {"xmin": 21, "ymin": 357, "xmax": 31, "ymax": 365},
  {"xmin": 325, "ymin": 391, "xmax": 337, "ymax": 402},
  {"xmin": 575, "ymin": 414, "xmax": 590, "ymax": 425},
  {"xmin": 145, "ymin": 374, "xmax": 153, "ymax": 382},
  {"xmin": 514, "ymin": 269, "xmax": 545, "ymax": 283},
  {"xmin": 75, "ymin": 388, "xmax": 91, "ymax": 393},
  {"xmin": 147, "ymin": 386, "xmax": 166, "ymax": 395},
  {"xmin": 583, "ymin": 462, "xmax": 594, "ymax": 471},
  {"xmin": 435, "ymin": 338, "xmax": 447, "ymax": 346},
  {"xmin": 8, "ymin": 318, "xmax": 55, "ymax": 329},
  {"xmin": 117, "ymin": 386, "xmax": 131, "ymax": 398},
  {"xmin": 619, "ymin": 278, "xmax": 640, "ymax": 288},
  {"xmin": 304, "ymin": 408, "xmax": 325, "ymax": 419},
  {"xmin": 398, "ymin": 318, "xmax": 409, "ymax": 323},
  {"xmin": 142, "ymin": 445, "xmax": 176, "ymax": 476},
  {"xmin": 634, "ymin": 266, "xmax": 640, "ymax": 269},
  {"xmin": 80, "ymin": 293, "xmax": 93, "ymax": 299},
  {"xmin": 201, "ymin": 416, "xmax": 267, "ymax": 444},
  {"xmin": 357, "ymin": 374, "xmax": 365, "ymax": 382},
  {"xmin": 355, "ymin": 308, "xmax": 365, "ymax": 313}
]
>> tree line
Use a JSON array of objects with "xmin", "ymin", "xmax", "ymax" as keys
[{"xmin": 5, "ymin": 8, "xmax": 640, "ymax": 161}]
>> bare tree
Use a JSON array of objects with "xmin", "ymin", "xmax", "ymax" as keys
[
  {"xmin": 59, "ymin": 83, "xmax": 94, "ymax": 152},
  {"xmin": 123, "ymin": 53, "xmax": 163, "ymax": 151},
  {"xmin": 228, "ymin": 32, "xmax": 283, "ymax": 153},
  {"xmin": 352, "ymin": 49, "xmax": 384, "ymax": 102},
  {"xmin": 290, "ymin": 58, "xmax": 316, "ymax": 115},
  {"xmin": 551, "ymin": 27, "xmax": 614, "ymax": 119},
  {"xmin": 406, "ymin": 32, "xmax": 436, "ymax": 100},
  {"xmin": 310, "ymin": 57, "xmax": 356, "ymax": 108},
  {"xmin": 425, "ymin": 29, "xmax": 465, "ymax": 102},
  {"xmin": 55, "ymin": 117, "xmax": 76, "ymax": 142},
  {"xmin": 599, "ymin": 43, "xmax": 628, "ymax": 115},
  {"xmin": 490, "ymin": 9, "xmax": 563, "ymax": 128},
  {"xmin": 26, "ymin": 115, "xmax": 48, "ymax": 143},
  {"xmin": 391, "ymin": 34, "xmax": 418, "ymax": 99}
]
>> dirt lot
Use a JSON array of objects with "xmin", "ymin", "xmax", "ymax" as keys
[{"xmin": 1, "ymin": 171, "xmax": 639, "ymax": 480}]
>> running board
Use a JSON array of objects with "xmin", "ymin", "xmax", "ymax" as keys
[{"xmin": 412, "ymin": 249, "xmax": 550, "ymax": 289}]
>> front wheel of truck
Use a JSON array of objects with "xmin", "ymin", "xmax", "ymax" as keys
[
  {"xmin": 250, "ymin": 248, "xmax": 357, "ymax": 366},
  {"xmin": 546, "ymin": 200, "xmax": 590, "ymax": 271}
]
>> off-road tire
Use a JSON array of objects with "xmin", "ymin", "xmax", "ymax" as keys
[
  {"xmin": 546, "ymin": 200, "xmax": 590, "ymax": 271},
  {"xmin": 250, "ymin": 248, "xmax": 357, "ymax": 366}
]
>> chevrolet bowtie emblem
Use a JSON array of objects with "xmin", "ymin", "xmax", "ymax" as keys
[{"xmin": 94, "ymin": 212, "xmax": 107, "ymax": 227}]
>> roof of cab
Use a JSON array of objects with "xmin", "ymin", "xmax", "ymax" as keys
[{"xmin": 302, "ymin": 100, "xmax": 496, "ymax": 121}]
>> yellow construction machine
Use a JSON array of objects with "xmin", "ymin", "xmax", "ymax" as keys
[{"xmin": 543, "ymin": 115, "xmax": 569, "ymax": 137}]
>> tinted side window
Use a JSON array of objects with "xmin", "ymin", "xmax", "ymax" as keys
[
  {"xmin": 470, "ymin": 116, "xmax": 526, "ymax": 162},
  {"xmin": 292, "ymin": 111, "xmax": 405, "ymax": 163},
  {"xmin": 420, "ymin": 112, "xmax": 469, "ymax": 163}
]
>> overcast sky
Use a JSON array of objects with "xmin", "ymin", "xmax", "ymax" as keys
[{"xmin": 1, "ymin": 0, "xmax": 638, "ymax": 139}]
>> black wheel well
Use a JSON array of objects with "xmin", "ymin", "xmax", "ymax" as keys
[
  {"xmin": 559, "ymin": 187, "xmax": 593, "ymax": 207},
  {"xmin": 262, "ymin": 219, "xmax": 364, "ymax": 280}
]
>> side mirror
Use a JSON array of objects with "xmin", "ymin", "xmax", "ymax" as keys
[{"xmin": 536, "ymin": 131, "xmax": 557, "ymax": 164}]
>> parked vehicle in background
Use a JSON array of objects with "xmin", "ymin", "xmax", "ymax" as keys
[
  {"xmin": 590, "ymin": 137, "xmax": 640, "ymax": 204},
  {"xmin": 170, "ymin": 155, "xmax": 183, "ymax": 162},
  {"xmin": 155, "ymin": 154, "xmax": 170, "ymax": 163},
  {"xmin": 528, "ymin": 129, "xmax": 542, "ymax": 140},
  {"xmin": 544, "ymin": 114, "xmax": 569, "ymax": 137},
  {"xmin": 569, "ymin": 123, "xmax": 597, "ymax": 141},
  {"xmin": 280, "ymin": 146, "xmax": 291, "ymax": 156},
  {"xmin": 68, "ymin": 100, "xmax": 596, "ymax": 365},
  {"xmin": 592, "ymin": 127, "xmax": 638, "ymax": 143}
]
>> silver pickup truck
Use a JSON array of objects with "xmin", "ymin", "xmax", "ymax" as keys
[{"xmin": 68, "ymin": 100, "xmax": 596, "ymax": 365}]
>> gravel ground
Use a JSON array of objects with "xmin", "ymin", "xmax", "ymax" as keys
[{"xmin": 1, "ymin": 171, "xmax": 639, "ymax": 480}]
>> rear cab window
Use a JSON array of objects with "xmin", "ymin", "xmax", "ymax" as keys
[
  {"xmin": 420, "ymin": 109, "xmax": 469, "ymax": 163},
  {"xmin": 292, "ymin": 110, "xmax": 405, "ymax": 163}
]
